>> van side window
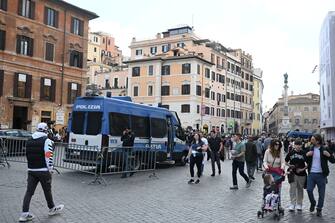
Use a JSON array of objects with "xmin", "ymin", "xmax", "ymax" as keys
[
  {"xmin": 86, "ymin": 112, "xmax": 102, "ymax": 135},
  {"xmin": 109, "ymin": 112, "xmax": 129, "ymax": 136},
  {"xmin": 131, "ymin": 115, "xmax": 149, "ymax": 138},
  {"xmin": 72, "ymin": 112, "xmax": 85, "ymax": 134},
  {"xmin": 151, "ymin": 118, "xmax": 167, "ymax": 138}
]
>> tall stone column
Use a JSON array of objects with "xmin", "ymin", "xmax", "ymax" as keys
[{"xmin": 279, "ymin": 73, "xmax": 291, "ymax": 134}]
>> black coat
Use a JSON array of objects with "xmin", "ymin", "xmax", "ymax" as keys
[
  {"xmin": 245, "ymin": 141, "xmax": 257, "ymax": 163},
  {"xmin": 305, "ymin": 146, "xmax": 335, "ymax": 177}
]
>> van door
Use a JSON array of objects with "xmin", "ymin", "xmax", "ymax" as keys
[{"xmin": 166, "ymin": 116, "xmax": 174, "ymax": 158}]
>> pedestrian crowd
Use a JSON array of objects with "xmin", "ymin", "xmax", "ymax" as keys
[{"xmin": 185, "ymin": 129, "xmax": 335, "ymax": 218}]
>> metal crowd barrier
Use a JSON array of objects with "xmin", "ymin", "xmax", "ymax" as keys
[{"xmin": 0, "ymin": 137, "xmax": 158, "ymax": 184}]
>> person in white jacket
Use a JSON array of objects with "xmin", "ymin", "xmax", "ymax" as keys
[{"xmin": 19, "ymin": 123, "xmax": 64, "ymax": 222}]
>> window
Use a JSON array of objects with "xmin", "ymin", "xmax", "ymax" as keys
[
  {"xmin": 132, "ymin": 67, "xmax": 140, "ymax": 76},
  {"xmin": 181, "ymin": 104, "xmax": 190, "ymax": 113},
  {"xmin": 71, "ymin": 112, "xmax": 85, "ymax": 134},
  {"xmin": 295, "ymin": 119, "xmax": 300, "ymax": 125},
  {"xmin": 69, "ymin": 50, "xmax": 83, "ymax": 68},
  {"xmin": 85, "ymin": 112, "xmax": 103, "ymax": 135},
  {"xmin": 16, "ymin": 35, "xmax": 33, "ymax": 56},
  {"xmin": 205, "ymin": 88, "xmax": 210, "ymax": 98},
  {"xmin": 151, "ymin": 118, "xmax": 167, "ymax": 138},
  {"xmin": 182, "ymin": 63, "xmax": 191, "ymax": 74},
  {"xmin": 0, "ymin": 30, "xmax": 5, "ymax": 50},
  {"xmin": 197, "ymin": 64, "xmax": 200, "ymax": 74},
  {"xmin": 135, "ymin": 49, "xmax": 142, "ymax": 56},
  {"xmin": 44, "ymin": 7, "xmax": 58, "ymax": 27},
  {"xmin": 205, "ymin": 68, "xmax": 210, "ymax": 78},
  {"xmin": 109, "ymin": 112, "xmax": 130, "ymax": 136},
  {"xmin": 18, "ymin": 0, "xmax": 35, "ymax": 19},
  {"xmin": 67, "ymin": 82, "xmax": 80, "ymax": 104},
  {"xmin": 161, "ymin": 65, "xmax": 170, "ymax": 75},
  {"xmin": 304, "ymin": 119, "xmax": 309, "ymax": 124},
  {"xmin": 105, "ymin": 79, "xmax": 110, "ymax": 89},
  {"xmin": 133, "ymin": 86, "xmax": 139, "ymax": 96},
  {"xmin": 205, "ymin": 107, "xmax": 209, "ymax": 115},
  {"xmin": 41, "ymin": 111, "xmax": 51, "ymax": 123},
  {"xmin": 45, "ymin": 42, "xmax": 54, "ymax": 61},
  {"xmin": 222, "ymin": 94, "xmax": 225, "ymax": 102},
  {"xmin": 181, "ymin": 84, "xmax": 190, "ymax": 95},
  {"xmin": 94, "ymin": 47, "xmax": 97, "ymax": 52},
  {"xmin": 211, "ymin": 71, "xmax": 215, "ymax": 81},
  {"xmin": 161, "ymin": 86, "xmax": 170, "ymax": 96},
  {"xmin": 131, "ymin": 115, "xmax": 149, "ymax": 138},
  {"xmin": 40, "ymin": 77, "xmax": 55, "ymax": 101},
  {"xmin": 148, "ymin": 65, "xmax": 154, "ymax": 75},
  {"xmin": 211, "ymin": 107, "xmax": 214, "ymax": 116},
  {"xmin": 177, "ymin": 42, "xmax": 185, "ymax": 48},
  {"xmin": 197, "ymin": 105, "xmax": 200, "ymax": 114},
  {"xmin": 14, "ymin": 73, "xmax": 32, "ymax": 98},
  {"xmin": 148, "ymin": 85, "xmax": 153, "ymax": 96},
  {"xmin": 313, "ymin": 107, "xmax": 317, "ymax": 112},
  {"xmin": 211, "ymin": 92, "xmax": 215, "ymax": 100},
  {"xmin": 221, "ymin": 109, "xmax": 225, "ymax": 117},
  {"xmin": 249, "ymin": 85, "xmax": 253, "ymax": 91},
  {"xmin": 227, "ymin": 109, "xmax": 230, "ymax": 117},
  {"xmin": 113, "ymin": 78, "xmax": 118, "ymax": 88},
  {"xmin": 217, "ymin": 108, "xmax": 220, "ymax": 117},
  {"xmin": 196, "ymin": 85, "xmax": 201, "ymax": 96},
  {"xmin": 211, "ymin": 54, "xmax": 215, "ymax": 63},
  {"xmin": 304, "ymin": 107, "xmax": 309, "ymax": 111},
  {"xmin": 250, "ymin": 75, "xmax": 253, "ymax": 82},
  {"xmin": 150, "ymin": 47, "xmax": 157, "ymax": 54},
  {"xmin": 0, "ymin": 0, "xmax": 7, "ymax": 11},
  {"xmin": 162, "ymin": 44, "xmax": 170, "ymax": 52},
  {"xmin": 93, "ymin": 58, "xmax": 96, "ymax": 62},
  {"xmin": 71, "ymin": 17, "xmax": 83, "ymax": 36}
]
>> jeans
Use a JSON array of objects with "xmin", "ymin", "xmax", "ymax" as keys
[
  {"xmin": 22, "ymin": 171, "xmax": 55, "ymax": 212},
  {"xmin": 232, "ymin": 160, "xmax": 250, "ymax": 186},
  {"xmin": 246, "ymin": 161, "xmax": 256, "ymax": 178},
  {"xmin": 211, "ymin": 151, "xmax": 221, "ymax": 174},
  {"xmin": 307, "ymin": 173, "xmax": 326, "ymax": 210},
  {"xmin": 122, "ymin": 148, "xmax": 133, "ymax": 177},
  {"xmin": 190, "ymin": 154, "xmax": 203, "ymax": 178},
  {"xmin": 257, "ymin": 154, "xmax": 263, "ymax": 169}
]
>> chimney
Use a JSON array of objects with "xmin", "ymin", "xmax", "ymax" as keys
[{"xmin": 156, "ymin": 33, "xmax": 161, "ymax": 39}]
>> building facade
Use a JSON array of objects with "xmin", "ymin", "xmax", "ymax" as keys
[
  {"xmin": 126, "ymin": 26, "xmax": 255, "ymax": 133},
  {"xmin": 267, "ymin": 93, "xmax": 320, "ymax": 135},
  {"xmin": 252, "ymin": 68, "xmax": 264, "ymax": 135},
  {"xmin": 320, "ymin": 11, "xmax": 335, "ymax": 140},
  {"xmin": 0, "ymin": 0, "xmax": 98, "ymax": 130}
]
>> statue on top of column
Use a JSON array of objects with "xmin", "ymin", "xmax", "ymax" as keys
[{"xmin": 284, "ymin": 73, "xmax": 288, "ymax": 85}]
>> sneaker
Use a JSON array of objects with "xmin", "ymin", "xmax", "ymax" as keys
[
  {"xmin": 296, "ymin": 204, "xmax": 302, "ymax": 211},
  {"xmin": 230, "ymin": 185, "xmax": 238, "ymax": 190},
  {"xmin": 246, "ymin": 180, "xmax": 251, "ymax": 188},
  {"xmin": 250, "ymin": 176, "xmax": 255, "ymax": 180},
  {"xmin": 211, "ymin": 173, "xmax": 215, "ymax": 177},
  {"xmin": 195, "ymin": 179, "xmax": 200, "ymax": 184},
  {"xmin": 188, "ymin": 179, "xmax": 194, "ymax": 184},
  {"xmin": 19, "ymin": 213, "xmax": 34, "ymax": 222},
  {"xmin": 288, "ymin": 204, "xmax": 295, "ymax": 212},
  {"xmin": 309, "ymin": 203, "xmax": 316, "ymax": 212},
  {"xmin": 49, "ymin": 204, "xmax": 64, "ymax": 216},
  {"xmin": 218, "ymin": 170, "xmax": 221, "ymax": 175},
  {"xmin": 316, "ymin": 208, "xmax": 322, "ymax": 217}
]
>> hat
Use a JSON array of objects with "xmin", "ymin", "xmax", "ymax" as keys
[{"xmin": 37, "ymin": 122, "xmax": 48, "ymax": 132}]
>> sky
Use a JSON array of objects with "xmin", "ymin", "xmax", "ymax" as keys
[{"xmin": 68, "ymin": 0, "xmax": 334, "ymax": 111}]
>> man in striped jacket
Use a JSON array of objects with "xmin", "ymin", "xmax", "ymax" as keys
[{"xmin": 19, "ymin": 123, "xmax": 64, "ymax": 222}]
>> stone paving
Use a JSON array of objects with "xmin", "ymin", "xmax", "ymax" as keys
[{"xmin": 1, "ymin": 159, "xmax": 335, "ymax": 223}]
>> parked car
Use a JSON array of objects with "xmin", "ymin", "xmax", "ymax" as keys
[{"xmin": 0, "ymin": 129, "xmax": 32, "ymax": 156}]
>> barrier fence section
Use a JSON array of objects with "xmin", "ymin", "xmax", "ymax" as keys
[{"xmin": 0, "ymin": 137, "xmax": 158, "ymax": 184}]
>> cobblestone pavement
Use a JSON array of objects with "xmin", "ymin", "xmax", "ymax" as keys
[{"xmin": 1, "ymin": 159, "xmax": 335, "ymax": 223}]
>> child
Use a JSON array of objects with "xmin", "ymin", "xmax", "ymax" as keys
[{"xmin": 263, "ymin": 173, "xmax": 280, "ymax": 211}]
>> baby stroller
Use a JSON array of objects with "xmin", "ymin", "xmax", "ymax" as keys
[{"xmin": 257, "ymin": 167, "xmax": 285, "ymax": 220}]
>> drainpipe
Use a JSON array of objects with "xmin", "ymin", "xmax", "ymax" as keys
[{"xmin": 60, "ymin": 9, "xmax": 67, "ymax": 106}]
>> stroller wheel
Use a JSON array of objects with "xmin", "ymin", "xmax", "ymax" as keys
[{"xmin": 257, "ymin": 211, "xmax": 262, "ymax": 218}]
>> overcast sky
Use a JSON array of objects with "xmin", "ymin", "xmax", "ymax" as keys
[{"xmin": 68, "ymin": 0, "xmax": 334, "ymax": 111}]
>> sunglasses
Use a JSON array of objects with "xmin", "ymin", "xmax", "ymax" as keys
[{"xmin": 275, "ymin": 143, "xmax": 280, "ymax": 146}]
